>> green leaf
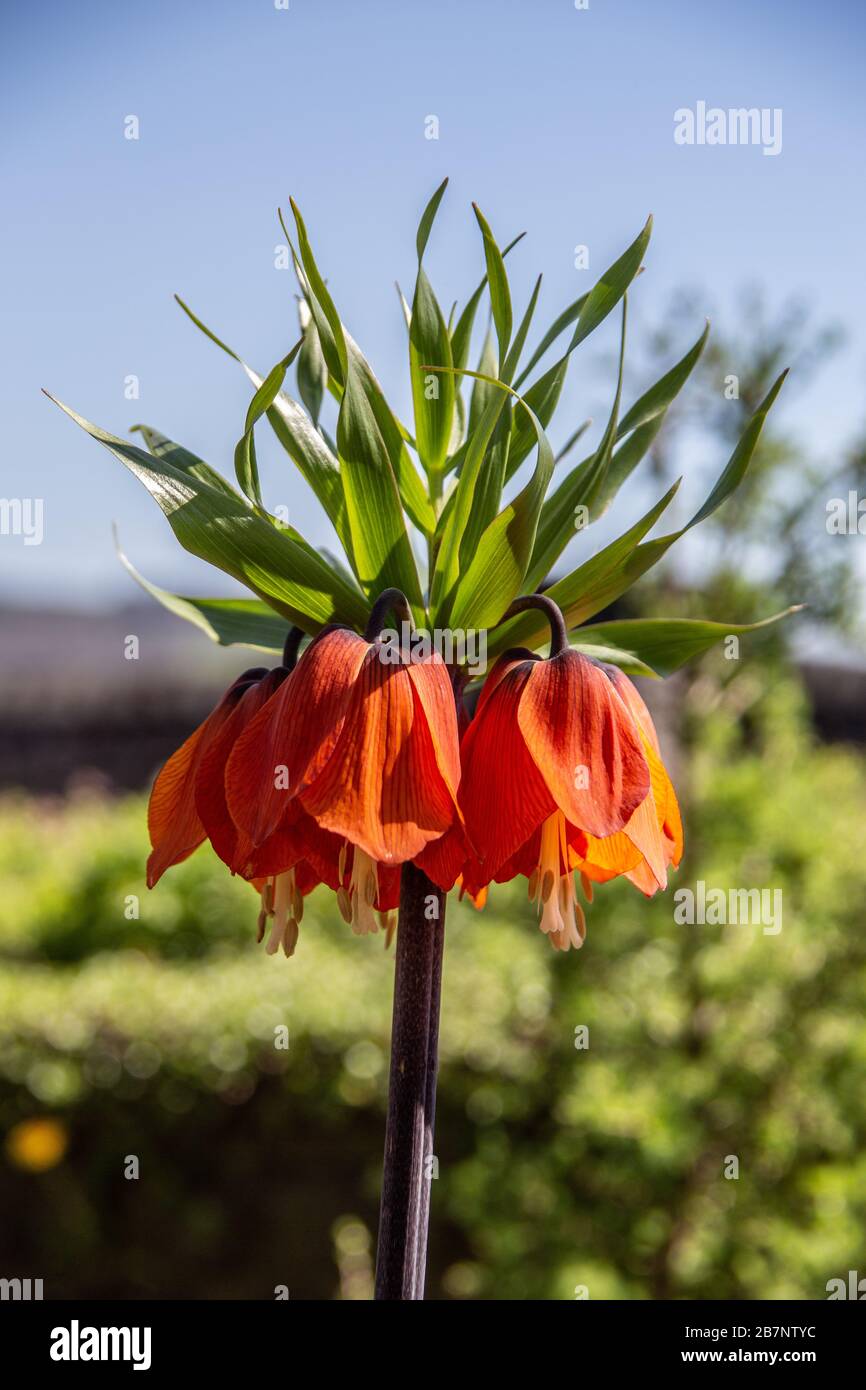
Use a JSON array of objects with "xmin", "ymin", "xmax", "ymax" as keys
[
  {"xmin": 525, "ymin": 320, "xmax": 716, "ymax": 586},
  {"xmin": 472, "ymin": 204, "xmax": 512, "ymax": 364},
  {"xmin": 617, "ymin": 320, "xmax": 709, "ymax": 437},
  {"xmin": 335, "ymin": 356, "xmax": 424, "ymax": 610},
  {"xmin": 114, "ymin": 531, "xmax": 290, "ymax": 652},
  {"xmin": 450, "ymin": 231, "xmax": 525, "ymax": 372},
  {"xmin": 289, "ymin": 204, "xmax": 435, "ymax": 540},
  {"xmin": 587, "ymin": 414, "xmax": 666, "ymax": 519},
  {"xmin": 416, "ymin": 177, "xmax": 449, "ymax": 260},
  {"xmin": 296, "ymin": 300, "xmax": 328, "ymax": 425},
  {"xmin": 555, "ymin": 419, "xmax": 593, "ymax": 465},
  {"xmin": 234, "ymin": 340, "xmax": 302, "ymax": 509},
  {"xmin": 489, "ymin": 479, "xmax": 681, "ymax": 656},
  {"xmin": 569, "ymin": 641, "xmax": 658, "ymax": 679},
  {"xmin": 467, "ymin": 328, "xmax": 499, "ymax": 438},
  {"xmin": 501, "ymin": 274, "xmax": 543, "ymax": 386},
  {"xmin": 448, "ymin": 382, "xmax": 556, "ymax": 630},
  {"xmin": 565, "ymin": 215, "xmax": 652, "ymax": 353},
  {"xmin": 129, "ymin": 424, "xmax": 248, "ymax": 506},
  {"xmin": 430, "ymin": 387, "xmax": 507, "ymax": 616},
  {"xmin": 288, "ymin": 198, "xmax": 347, "ymax": 380},
  {"xmin": 687, "ymin": 369, "xmax": 787, "ymax": 529},
  {"xmin": 502, "ymin": 367, "xmax": 789, "ymax": 648},
  {"xmin": 513, "ymin": 291, "xmax": 589, "ymax": 390},
  {"xmin": 174, "ymin": 296, "xmax": 353, "ymax": 559},
  {"xmin": 523, "ymin": 296, "xmax": 628, "ymax": 589},
  {"xmin": 410, "ymin": 185, "xmax": 455, "ymax": 473},
  {"xmin": 47, "ymin": 394, "xmax": 370, "ymax": 634},
  {"xmin": 505, "ymin": 356, "xmax": 570, "ymax": 481},
  {"xmin": 574, "ymin": 610, "xmax": 801, "ymax": 678}
]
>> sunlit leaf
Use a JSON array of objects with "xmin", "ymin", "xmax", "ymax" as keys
[
  {"xmin": 472, "ymin": 204, "xmax": 512, "ymax": 365},
  {"xmin": 489, "ymin": 480, "xmax": 681, "ymax": 656},
  {"xmin": 114, "ymin": 530, "xmax": 290, "ymax": 653},
  {"xmin": 234, "ymin": 340, "xmax": 302, "ymax": 509},
  {"xmin": 48, "ymin": 395, "xmax": 369, "ymax": 633},
  {"xmin": 574, "ymin": 609, "xmax": 801, "ymax": 677},
  {"xmin": 410, "ymin": 182, "xmax": 455, "ymax": 474}
]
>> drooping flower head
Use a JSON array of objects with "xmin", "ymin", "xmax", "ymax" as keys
[
  {"xmin": 224, "ymin": 589, "xmax": 463, "ymax": 939},
  {"xmin": 146, "ymin": 628, "xmax": 323, "ymax": 957},
  {"xmin": 445, "ymin": 595, "xmax": 682, "ymax": 950}
]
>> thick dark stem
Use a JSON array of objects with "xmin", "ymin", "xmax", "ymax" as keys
[
  {"xmin": 413, "ymin": 897, "xmax": 445, "ymax": 1298},
  {"xmin": 375, "ymin": 863, "xmax": 445, "ymax": 1300}
]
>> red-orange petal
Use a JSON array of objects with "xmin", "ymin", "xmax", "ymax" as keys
[
  {"xmin": 415, "ymin": 821, "xmax": 470, "ymax": 892},
  {"xmin": 225, "ymin": 627, "xmax": 367, "ymax": 847},
  {"xmin": 146, "ymin": 674, "xmax": 261, "ymax": 888},
  {"xmin": 299, "ymin": 647, "xmax": 456, "ymax": 863},
  {"xmin": 405, "ymin": 652, "xmax": 462, "ymax": 814},
  {"xmin": 195, "ymin": 669, "xmax": 288, "ymax": 873},
  {"xmin": 518, "ymin": 650, "xmax": 650, "ymax": 839},
  {"xmin": 458, "ymin": 656, "xmax": 556, "ymax": 880}
]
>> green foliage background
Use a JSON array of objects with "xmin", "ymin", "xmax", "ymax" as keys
[{"xmin": 1, "ymin": 670, "xmax": 864, "ymax": 1299}]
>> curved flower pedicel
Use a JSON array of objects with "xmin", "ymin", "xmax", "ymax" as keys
[
  {"xmin": 445, "ymin": 596, "xmax": 682, "ymax": 951},
  {"xmin": 224, "ymin": 590, "xmax": 463, "ymax": 940}
]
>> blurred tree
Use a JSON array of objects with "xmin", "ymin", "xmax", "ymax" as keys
[{"xmin": 622, "ymin": 287, "xmax": 862, "ymax": 638}]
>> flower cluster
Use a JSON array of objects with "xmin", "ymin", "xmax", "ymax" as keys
[{"xmin": 148, "ymin": 591, "xmax": 681, "ymax": 958}]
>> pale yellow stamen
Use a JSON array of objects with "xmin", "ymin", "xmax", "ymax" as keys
[
  {"xmin": 532, "ymin": 811, "xmax": 585, "ymax": 951},
  {"xmin": 349, "ymin": 847, "xmax": 380, "ymax": 935},
  {"xmin": 264, "ymin": 868, "xmax": 301, "ymax": 959}
]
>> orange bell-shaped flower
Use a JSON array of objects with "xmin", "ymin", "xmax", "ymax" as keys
[
  {"xmin": 224, "ymin": 590, "xmax": 462, "ymax": 936},
  {"xmin": 451, "ymin": 596, "xmax": 681, "ymax": 950}
]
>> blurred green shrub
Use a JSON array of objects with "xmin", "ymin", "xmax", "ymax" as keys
[{"xmin": 1, "ymin": 675, "xmax": 865, "ymax": 1299}]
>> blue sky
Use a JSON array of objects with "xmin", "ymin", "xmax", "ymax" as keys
[{"xmin": 2, "ymin": 0, "xmax": 865, "ymax": 608}]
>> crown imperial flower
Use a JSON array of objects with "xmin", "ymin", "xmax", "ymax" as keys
[{"xmin": 54, "ymin": 182, "xmax": 793, "ymax": 1298}]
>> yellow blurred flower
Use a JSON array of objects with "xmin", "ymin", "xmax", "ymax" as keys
[{"xmin": 5, "ymin": 1117, "xmax": 68, "ymax": 1172}]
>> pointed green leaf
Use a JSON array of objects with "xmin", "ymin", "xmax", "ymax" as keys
[
  {"xmin": 489, "ymin": 479, "xmax": 681, "ymax": 656},
  {"xmin": 617, "ymin": 320, "xmax": 709, "ymax": 437},
  {"xmin": 450, "ymin": 231, "xmax": 525, "ymax": 372},
  {"xmin": 526, "ymin": 320, "xmax": 716, "ymax": 585},
  {"xmin": 115, "ymin": 532, "xmax": 291, "ymax": 652},
  {"xmin": 514, "ymin": 368, "xmax": 788, "ymax": 639},
  {"xmin": 523, "ymin": 296, "xmax": 627, "ymax": 589},
  {"xmin": 430, "ymin": 387, "xmax": 507, "ymax": 615},
  {"xmin": 513, "ymin": 291, "xmax": 589, "ymax": 390},
  {"xmin": 501, "ymin": 274, "xmax": 543, "ymax": 386},
  {"xmin": 472, "ymin": 204, "xmax": 512, "ymax": 364},
  {"xmin": 130, "ymin": 424, "xmax": 248, "ymax": 506},
  {"xmin": 687, "ymin": 369, "xmax": 788, "ymax": 529},
  {"xmin": 174, "ymin": 296, "xmax": 354, "ymax": 559},
  {"xmin": 410, "ymin": 268, "xmax": 454, "ymax": 474},
  {"xmin": 47, "ymin": 395, "xmax": 369, "ymax": 633},
  {"xmin": 565, "ymin": 215, "xmax": 652, "ymax": 353},
  {"xmin": 335, "ymin": 356, "xmax": 424, "ymax": 610},
  {"xmin": 411, "ymin": 183, "xmax": 454, "ymax": 473},
  {"xmin": 448, "ymin": 386, "xmax": 556, "ymax": 630},
  {"xmin": 416, "ymin": 177, "xmax": 449, "ymax": 260},
  {"xmin": 554, "ymin": 419, "xmax": 593, "ymax": 465},
  {"xmin": 574, "ymin": 610, "xmax": 801, "ymax": 677},
  {"xmin": 234, "ymin": 340, "xmax": 302, "ymax": 508},
  {"xmin": 296, "ymin": 300, "xmax": 328, "ymax": 425}
]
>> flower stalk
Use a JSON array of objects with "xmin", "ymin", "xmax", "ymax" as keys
[{"xmin": 375, "ymin": 863, "xmax": 445, "ymax": 1300}]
